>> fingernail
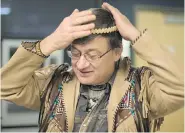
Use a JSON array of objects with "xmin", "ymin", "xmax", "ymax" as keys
[
  {"xmin": 93, "ymin": 15, "xmax": 96, "ymax": 19},
  {"xmin": 92, "ymin": 23, "xmax": 95, "ymax": 27},
  {"xmin": 87, "ymin": 10, "xmax": 92, "ymax": 13},
  {"xmin": 74, "ymin": 9, "xmax": 79, "ymax": 12}
]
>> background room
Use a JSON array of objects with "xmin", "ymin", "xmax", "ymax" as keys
[{"xmin": 1, "ymin": 0, "xmax": 184, "ymax": 132}]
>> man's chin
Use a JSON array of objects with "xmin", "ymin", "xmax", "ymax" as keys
[{"xmin": 77, "ymin": 76, "xmax": 95, "ymax": 85}]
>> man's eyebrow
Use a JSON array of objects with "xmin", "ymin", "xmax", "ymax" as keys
[
  {"xmin": 72, "ymin": 46, "xmax": 101, "ymax": 53},
  {"xmin": 86, "ymin": 49, "xmax": 101, "ymax": 53},
  {"xmin": 71, "ymin": 46, "xmax": 80, "ymax": 51}
]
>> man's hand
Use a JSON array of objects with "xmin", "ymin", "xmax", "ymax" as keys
[
  {"xmin": 40, "ymin": 9, "xmax": 96, "ymax": 56},
  {"xmin": 102, "ymin": 2, "xmax": 140, "ymax": 41}
]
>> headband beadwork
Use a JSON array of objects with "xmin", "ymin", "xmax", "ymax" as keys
[{"xmin": 91, "ymin": 26, "xmax": 118, "ymax": 34}]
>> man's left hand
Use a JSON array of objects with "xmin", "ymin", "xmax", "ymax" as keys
[{"xmin": 102, "ymin": 2, "xmax": 140, "ymax": 41}]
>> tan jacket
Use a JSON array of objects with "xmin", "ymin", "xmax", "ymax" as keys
[{"xmin": 1, "ymin": 31, "xmax": 184, "ymax": 132}]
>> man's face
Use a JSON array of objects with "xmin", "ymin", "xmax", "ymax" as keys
[{"xmin": 71, "ymin": 36, "xmax": 122, "ymax": 85}]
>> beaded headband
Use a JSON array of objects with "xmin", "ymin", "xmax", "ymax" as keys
[{"xmin": 91, "ymin": 26, "xmax": 118, "ymax": 34}]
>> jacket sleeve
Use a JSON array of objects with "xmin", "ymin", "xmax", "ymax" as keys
[
  {"xmin": 132, "ymin": 30, "xmax": 184, "ymax": 120},
  {"xmin": 1, "ymin": 44, "xmax": 58, "ymax": 110}
]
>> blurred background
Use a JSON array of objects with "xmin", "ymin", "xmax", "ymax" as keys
[{"xmin": 1, "ymin": 0, "xmax": 184, "ymax": 132}]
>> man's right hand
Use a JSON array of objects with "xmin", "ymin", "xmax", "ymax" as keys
[{"xmin": 40, "ymin": 9, "xmax": 96, "ymax": 56}]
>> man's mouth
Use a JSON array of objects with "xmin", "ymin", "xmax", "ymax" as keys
[
  {"xmin": 78, "ymin": 70, "xmax": 93, "ymax": 77},
  {"xmin": 80, "ymin": 71, "xmax": 92, "ymax": 73}
]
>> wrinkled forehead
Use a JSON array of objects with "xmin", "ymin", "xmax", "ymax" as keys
[{"xmin": 72, "ymin": 36, "xmax": 110, "ymax": 52}]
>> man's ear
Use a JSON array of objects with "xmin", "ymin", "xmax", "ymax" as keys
[{"xmin": 114, "ymin": 45, "xmax": 123, "ymax": 62}]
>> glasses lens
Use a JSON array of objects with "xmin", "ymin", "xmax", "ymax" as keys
[
  {"xmin": 85, "ymin": 54, "xmax": 99, "ymax": 62},
  {"xmin": 69, "ymin": 51, "xmax": 81, "ymax": 60}
]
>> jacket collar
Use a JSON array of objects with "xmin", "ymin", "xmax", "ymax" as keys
[
  {"xmin": 107, "ymin": 57, "xmax": 131, "ymax": 132},
  {"xmin": 62, "ymin": 74, "xmax": 80, "ymax": 131}
]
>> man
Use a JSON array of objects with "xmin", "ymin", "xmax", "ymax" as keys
[{"xmin": 1, "ymin": 3, "xmax": 184, "ymax": 132}]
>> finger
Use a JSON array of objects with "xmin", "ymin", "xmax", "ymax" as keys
[
  {"xmin": 102, "ymin": 2, "xmax": 119, "ymax": 15},
  {"xmin": 74, "ymin": 10, "xmax": 93, "ymax": 17},
  {"xmin": 102, "ymin": 4, "xmax": 110, "ymax": 12},
  {"xmin": 71, "ymin": 9, "xmax": 79, "ymax": 15},
  {"xmin": 71, "ymin": 23, "xmax": 95, "ymax": 32},
  {"xmin": 102, "ymin": 2, "xmax": 122, "ymax": 19},
  {"xmin": 72, "ymin": 14, "xmax": 96, "ymax": 25},
  {"xmin": 72, "ymin": 30, "xmax": 91, "ymax": 40}
]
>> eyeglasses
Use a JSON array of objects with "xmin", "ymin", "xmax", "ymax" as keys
[{"xmin": 67, "ymin": 47, "xmax": 112, "ymax": 62}]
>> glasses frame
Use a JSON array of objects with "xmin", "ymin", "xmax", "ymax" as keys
[{"xmin": 67, "ymin": 46, "xmax": 112, "ymax": 62}]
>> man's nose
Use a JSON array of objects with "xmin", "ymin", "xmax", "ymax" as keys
[{"xmin": 76, "ymin": 55, "xmax": 90, "ymax": 70}]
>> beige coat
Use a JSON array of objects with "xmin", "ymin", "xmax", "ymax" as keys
[{"xmin": 1, "ymin": 31, "xmax": 184, "ymax": 132}]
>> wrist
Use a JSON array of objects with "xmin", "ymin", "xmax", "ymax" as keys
[
  {"xmin": 131, "ymin": 29, "xmax": 147, "ymax": 45},
  {"xmin": 128, "ymin": 28, "xmax": 140, "ymax": 41},
  {"xmin": 40, "ymin": 36, "xmax": 55, "ymax": 56}
]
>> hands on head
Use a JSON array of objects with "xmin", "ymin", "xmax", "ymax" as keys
[{"xmin": 40, "ymin": 3, "xmax": 140, "ymax": 56}]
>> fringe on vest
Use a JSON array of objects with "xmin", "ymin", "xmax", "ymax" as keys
[{"xmin": 137, "ymin": 66, "xmax": 164, "ymax": 132}]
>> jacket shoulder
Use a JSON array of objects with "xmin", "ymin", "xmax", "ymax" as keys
[{"xmin": 34, "ymin": 63, "xmax": 71, "ymax": 80}]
